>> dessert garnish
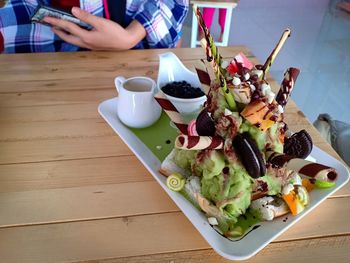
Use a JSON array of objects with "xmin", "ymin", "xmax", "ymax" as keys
[
  {"xmin": 154, "ymin": 7, "xmax": 339, "ymax": 239},
  {"xmin": 196, "ymin": 109, "xmax": 216, "ymax": 136},
  {"xmin": 284, "ymin": 130, "xmax": 313, "ymax": 158},
  {"xmin": 233, "ymin": 133, "xmax": 266, "ymax": 178}
]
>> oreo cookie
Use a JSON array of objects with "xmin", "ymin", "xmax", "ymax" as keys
[
  {"xmin": 284, "ymin": 129, "xmax": 313, "ymax": 159},
  {"xmin": 196, "ymin": 108, "xmax": 216, "ymax": 136},
  {"xmin": 233, "ymin": 132, "xmax": 266, "ymax": 178}
]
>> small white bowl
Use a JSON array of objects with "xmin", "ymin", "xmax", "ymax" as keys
[{"xmin": 157, "ymin": 52, "xmax": 207, "ymax": 119}]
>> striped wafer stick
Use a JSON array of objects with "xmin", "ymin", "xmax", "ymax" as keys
[
  {"xmin": 154, "ymin": 91, "xmax": 188, "ymax": 134},
  {"xmin": 175, "ymin": 135, "xmax": 224, "ymax": 150},
  {"xmin": 275, "ymin": 67, "xmax": 300, "ymax": 108},
  {"xmin": 194, "ymin": 59, "xmax": 212, "ymax": 95},
  {"xmin": 268, "ymin": 153, "xmax": 337, "ymax": 182}
]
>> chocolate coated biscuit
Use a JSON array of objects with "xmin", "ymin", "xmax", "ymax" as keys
[
  {"xmin": 233, "ymin": 132, "xmax": 266, "ymax": 178},
  {"xmin": 196, "ymin": 108, "xmax": 216, "ymax": 136},
  {"xmin": 284, "ymin": 129, "xmax": 313, "ymax": 159}
]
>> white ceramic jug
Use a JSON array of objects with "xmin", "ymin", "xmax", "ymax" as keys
[{"xmin": 115, "ymin": 76, "xmax": 161, "ymax": 128}]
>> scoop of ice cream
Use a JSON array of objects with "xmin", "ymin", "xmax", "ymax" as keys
[
  {"xmin": 200, "ymin": 161, "xmax": 252, "ymax": 224},
  {"xmin": 193, "ymin": 150, "xmax": 225, "ymax": 179},
  {"xmin": 173, "ymin": 149, "xmax": 198, "ymax": 172}
]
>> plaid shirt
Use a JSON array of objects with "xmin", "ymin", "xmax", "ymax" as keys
[{"xmin": 0, "ymin": 0, "xmax": 188, "ymax": 53}]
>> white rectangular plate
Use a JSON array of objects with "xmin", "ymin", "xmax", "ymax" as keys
[{"xmin": 98, "ymin": 97, "xmax": 349, "ymax": 261}]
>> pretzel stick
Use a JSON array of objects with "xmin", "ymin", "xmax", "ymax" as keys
[{"xmin": 262, "ymin": 29, "xmax": 291, "ymax": 79}]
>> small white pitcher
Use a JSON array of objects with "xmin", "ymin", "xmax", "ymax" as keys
[{"xmin": 115, "ymin": 76, "xmax": 161, "ymax": 128}]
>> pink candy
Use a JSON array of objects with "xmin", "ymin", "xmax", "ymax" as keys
[
  {"xmin": 187, "ymin": 120, "xmax": 199, "ymax": 136},
  {"xmin": 226, "ymin": 52, "xmax": 254, "ymax": 74}
]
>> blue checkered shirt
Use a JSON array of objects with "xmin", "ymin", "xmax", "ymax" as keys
[{"xmin": 0, "ymin": 0, "xmax": 188, "ymax": 53}]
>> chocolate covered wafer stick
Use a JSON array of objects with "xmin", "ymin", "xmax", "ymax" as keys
[
  {"xmin": 262, "ymin": 29, "xmax": 291, "ymax": 79},
  {"xmin": 287, "ymin": 158, "xmax": 337, "ymax": 183},
  {"xmin": 194, "ymin": 7, "xmax": 237, "ymax": 111},
  {"xmin": 175, "ymin": 135, "xmax": 224, "ymax": 150},
  {"xmin": 154, "ymin": 91, "xmax": 188, "ymax": 134},
  {"xmin": 275, "ymin": 67, "xmax": 300, "ymax": 108},
  {"xmin": 268, "ymin": 153, "xmax": 338, "ymax": 183}
]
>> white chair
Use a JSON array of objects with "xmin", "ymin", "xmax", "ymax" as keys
[{"xmin": 190, "ymin": 0, "xmax": 238, "ymax": 48}]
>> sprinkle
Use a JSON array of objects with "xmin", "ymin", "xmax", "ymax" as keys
[
  {"xmin": 224, "ymin": 108, "xmax": 233, "ymax": 116},
  {"xmin": 232, "ymin": 77, "xmax": 241, "ymax": 86},
  {"xmin": 278, "ymin": 104, "xmax": 284, "ymax": 113},
  {"xmin": 251, "ymin": 69, "xmax": 263, "ymax": 78},
  {"xmin": 261, "ymin": 83, "xmax": 271, "ymax": 96},
  {"xmin": 244, "ymin": 73, "xmax": 250, "ymax": 80},
  {"xmin": 156, "ymin": 145, "xmax": 162, "ymax": 150},
  {"xmin": 266, "ymin": 90, "xmax": 275, "ymax": 104}
]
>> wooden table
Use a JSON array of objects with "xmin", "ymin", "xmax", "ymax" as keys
[{"xmin": 0, "ymin": 47, "xmax": 349, "ymax": 263}]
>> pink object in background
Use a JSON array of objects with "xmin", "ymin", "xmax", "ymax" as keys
[{"xmin": 203, "ymin": 8, "xmax": 227, "ymax": 33}]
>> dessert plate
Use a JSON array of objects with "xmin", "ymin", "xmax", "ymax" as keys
[{"xmin": 98, "ymin": 97, "xmax": 349, "ymax": 261}]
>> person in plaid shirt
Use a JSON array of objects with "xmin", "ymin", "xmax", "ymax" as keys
[{"xmin": 0, "ymin": 0, "xmax": 188, "ymax": 53}]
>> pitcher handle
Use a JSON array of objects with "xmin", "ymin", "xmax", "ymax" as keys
[{"xmin": 114, "ymin": 76, "xmax": 126, "ymax": 93}]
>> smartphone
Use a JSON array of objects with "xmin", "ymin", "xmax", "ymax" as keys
[{"xmin": 31, "ymin": 3, "xmax": 92, "ymax": 30}]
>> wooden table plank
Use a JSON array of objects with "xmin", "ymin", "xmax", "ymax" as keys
[
  {"xmin": 0, "ymin": 119, "xmax": 116, "ymax": 142},
  {"xmin": 1, "ymin": 199, "xmax": 349, "ymax": 263},
  {"xmin": 0, "ymin": 104, "xmax": 101, "ymax": 122},
  {"xmin": 0, "ymin": 89, "xmax": 114, "ymax": 107},
  {"xmin": 0, "ymin": 181, "xmax": 178, "ymax": 227},
  {"xmin": 0, "ymin": 136, "xmax": 132, "ymax": 164},
  {"xmin": 0, "ymin": 183, "xmax": 349, "ymax": 230},
  {"xmin": 107, "ymin": 235, "xmax": 350, "ymax": 263},
  {"xmin": 0, "ymin": 156, "xmax": 153, "ymax": 193}
]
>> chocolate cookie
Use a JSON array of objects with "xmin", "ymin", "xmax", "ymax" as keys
[
  {"xmin": 196, "ymin": 108, "xmax": 216, "ymax": 136},
  {"xmin": 233, "ymin": 133, "xmax": 266, "ymax": 178},
  {"xmin": 284, "ymin": 129, "xmax": 313, "ymax": 159}
]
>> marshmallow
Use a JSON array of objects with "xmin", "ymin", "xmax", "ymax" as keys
[
  {"xmin": 232, "ymin": 77, "xmax": 241, "ymax": 86},
  {"xmin": 251, "ymin": 69, "xmax": 263, "ymax": 78},
  {"xmin": 224, "ymin": 108, "xmax": 233, "ymax": 116},
  {"xmin": 261, "ymin": 83, "xmax": 271, "ymax": 96},
  {"xmin": 266, "ymin": 90, "xmax": 275, "ymax": 104},
  {"xmin": 278, "ymin": 104, "xmax": 284, "ymax": 114}
]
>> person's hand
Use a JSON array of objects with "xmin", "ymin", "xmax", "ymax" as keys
[{"xmin": 43, "ymin": 7, "xmax": 146, "ymax": 50}]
